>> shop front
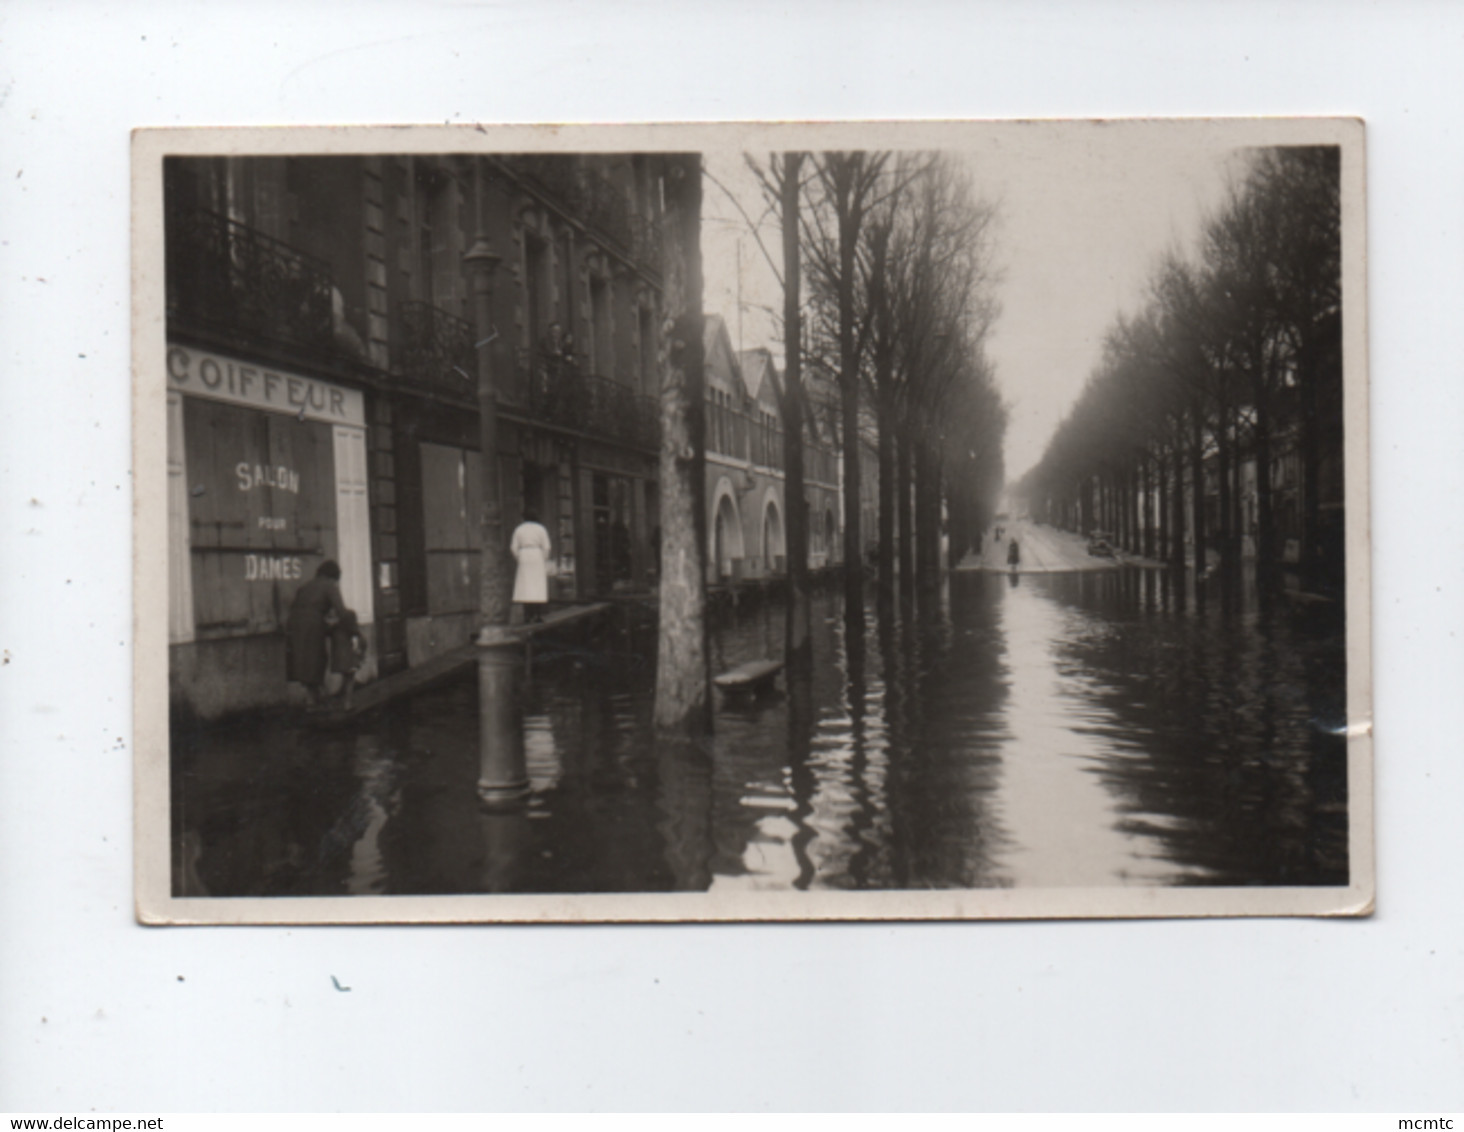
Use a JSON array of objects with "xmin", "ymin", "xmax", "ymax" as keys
[{"xmin": 167, "ymin": 344, "xmax": 375, "ymax": 719}]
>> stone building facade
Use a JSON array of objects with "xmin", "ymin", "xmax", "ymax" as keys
[{"xmin": 164, "ymin": 153, "xmax": 668, "ymax": 719}]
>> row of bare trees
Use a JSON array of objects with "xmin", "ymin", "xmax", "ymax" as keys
[
  {"xmin": 756, "ymin": 151, "xmax": 1007, "ymax": 631},
  {"xmin": 653, "ymin": 151, "xmax": 1008, "ymax": 733},
  {"xmin": 1017, "ymin": 146, "xmax": 1343, "ymax": 599}
]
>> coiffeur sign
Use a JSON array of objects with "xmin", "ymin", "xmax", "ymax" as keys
[{"xmin": 167, "ymin": 345, "xmax": 366, "ymax": 428}]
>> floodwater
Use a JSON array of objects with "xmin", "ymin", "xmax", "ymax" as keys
[{"xmin": 172, "ymin": 567, "xmax": 1349, "ymax": 897}]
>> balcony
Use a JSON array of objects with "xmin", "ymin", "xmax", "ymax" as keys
[
  {"xmin": 520, "ymin": 356, "xmax": 659, "ymax": 452},
  {"xmin": 394, "ymin": 301, "xmax": 476, "ymax": 400},
  {"xmin": 166, "ymin": 206, "xmax": 337, "ymax": 355}
]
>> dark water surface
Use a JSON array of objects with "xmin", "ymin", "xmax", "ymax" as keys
[{"xmin": 174, "ymin": 569, "xmax": 1348, "ymax": 896}]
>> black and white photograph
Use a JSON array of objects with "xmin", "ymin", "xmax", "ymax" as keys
[{"xmin": 134, "ymin": 119, "xmax": 1370, "ymax": 923}]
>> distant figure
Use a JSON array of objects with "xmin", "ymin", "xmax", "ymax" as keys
[
  {"xmin": 511, "ymin": 508, "xmax": 553, "ymax": 624},
  {"xmin": 329, "ymin": 608, "xmax": 368, "ymax": 711},
  {"xmin": 1007, "ymin": 538, "xmax": 1021, "ymax": 572},
  {"xmin": 285, "ymin": 559, "xmax": 347, "ymax": 706}
]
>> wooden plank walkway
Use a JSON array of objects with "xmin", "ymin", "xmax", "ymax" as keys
[
  {"xmin": 713, "ymin": 657, "xmax": 784, "ymax": 698},
  {"xmin": 308, "ymin": 602, "xmax": 612, "ymax": 725}
]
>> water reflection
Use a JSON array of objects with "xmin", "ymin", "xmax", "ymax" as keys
[{"xmin": 174, "ymin": 565, "xmax": 1347, "ymax": 896}]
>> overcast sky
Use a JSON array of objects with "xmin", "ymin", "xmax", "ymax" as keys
[{"xmin": 702, "ymin": 131, "xmax": 1243, "ymax": 483}]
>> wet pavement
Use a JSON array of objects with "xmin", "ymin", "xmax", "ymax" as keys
[{"xmin": 173, "ymin": 558, "xmax": 1348, "ymax": 897}]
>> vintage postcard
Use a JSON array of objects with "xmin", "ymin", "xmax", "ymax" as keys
[{"xmin": 133, "ymin": 119, "xmax": 1371, "ymax": 923}]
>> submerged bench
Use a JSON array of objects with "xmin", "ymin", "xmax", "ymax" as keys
[{"xmin": 713, "ymin": 658, "xmax": 784, "ymax": 699}]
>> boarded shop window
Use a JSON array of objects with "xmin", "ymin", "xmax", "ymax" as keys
[
  {"xmin": 420, "ymin": 442, "xmax": 482, "ymax": 615},
  {"xmin": 184, "ymin": 397, "xmax": 338, "ymax": 638}
]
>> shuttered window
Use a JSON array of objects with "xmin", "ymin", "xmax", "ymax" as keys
[
  {"xmin": 420, "ymin": 442, "xmax": 483, "ymax": 614},
  {"xmin": 184, "ymin": 398, "xmax": 337, "ymax": 637}
]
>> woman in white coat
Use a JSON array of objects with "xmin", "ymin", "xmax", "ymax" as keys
[{"xmin": 510, "ymin": 508, "xmax": 553, "ymax": 623}]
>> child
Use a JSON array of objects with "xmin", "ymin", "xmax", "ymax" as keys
[{"xmin": 329, "ymin": 608, "xmax": 368, "ymax": 710}]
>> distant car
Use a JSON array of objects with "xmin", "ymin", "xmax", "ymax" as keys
[{"xmin": 1087, "ymin": 532, "xmax": 1115, "ymax": 558}]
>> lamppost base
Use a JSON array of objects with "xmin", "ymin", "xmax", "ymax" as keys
[{"xmin": 476, "ymin": 627, "xmax": 528, "ymax": 810}]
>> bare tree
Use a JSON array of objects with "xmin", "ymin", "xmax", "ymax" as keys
[
  {"xmin": 803, "ymin": 151, "xmax": 891, "ymax": 621},
  {"xmin": 1021, "ymin": 144, "xmax": 1343, "ymax": 599},
  {"xmin": 744, "ymin": 151, "xmax": 815, "ymax": 673},
  {"xmin": 655, "ymin": 154, "xmax": 711, "ymax": 733}
]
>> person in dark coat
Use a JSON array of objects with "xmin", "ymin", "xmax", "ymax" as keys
[
  {"xmin": 1007, "ymin": 537, "xmax": 1021, "ymax": 571},
  {"xmin": 285, "ymin": 559, "xmax": 347, "ymax": 705}
]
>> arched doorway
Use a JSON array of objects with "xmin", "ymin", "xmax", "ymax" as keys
[
  {"xmin": 762, "ymin": 496, "xmax": 785, "ymax": 574},
  {"xmin": 713, "ymin": 490, "xmax": 744, "ymax": 581}
]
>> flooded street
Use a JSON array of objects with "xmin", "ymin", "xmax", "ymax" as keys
[{"xmin": 173, "ymin": 566, "xmax": 1348, "ymax": 897}]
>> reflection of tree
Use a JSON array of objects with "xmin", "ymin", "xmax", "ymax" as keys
[
  {"xmin": 775, "ymin": 579, "xmax": 1011, "ymax": 890},
  {"xmin": 784, "ymin": 667, "xmax": 819, "ymax": 890},
  {"xmin": 888, "ymin": 574, "xmax": 1010, "ymax": 888},
  {"xmin": 1041, "ymin": 572, "xmax": 1346, "ymax": 885},
  {"xmin": 655, "ymin": 735, "xmax": 714, "ymax": 891}
]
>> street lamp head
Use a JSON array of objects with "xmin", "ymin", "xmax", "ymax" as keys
[{"xmin": 463, "ymin": 237, "xmax": 503, "ymax": 278}]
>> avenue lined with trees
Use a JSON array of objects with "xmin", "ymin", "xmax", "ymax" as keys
[
  {"xmin": 653, "ymin": 150, "xmax": 1010, "ymax": 729},
  {"xmin": 1016, "ymin": 146, "xmax": 1344, "ymax": 601}
]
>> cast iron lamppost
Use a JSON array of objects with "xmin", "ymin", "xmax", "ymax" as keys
[{"xmin": 464, "ymin": 233, "xmax": 528, "ymax": 805}]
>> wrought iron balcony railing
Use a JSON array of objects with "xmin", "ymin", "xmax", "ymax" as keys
[
  {"xmin": 511, "ymin": 156, "xmax": 662, "ymax": 274},
  {"xmin": 166, "ymin": 206, "xmax": 337, "ymax": 354},
  {"xmin": 394, "ymin": 301, "xmax": 476, "ymax": 399},
  {"xmin": 521, "ymin": 356, "xmax": 659, "ymax": 452}
]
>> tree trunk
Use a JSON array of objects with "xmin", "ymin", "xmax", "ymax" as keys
[
  {"xmin": 1127, "ymin": 465, "xmax": 1138, "ymax": 553},
  {"xmin": 1170, "ymin": 438, "xmax": 1186, "ymax": 571},
  {"xmin": 1155, "ymin": 449, "xmax": 1168, "ymax": 562},
  {"xmin": 838, "ymin": 200, "xmax": 863, "ymax": 622},
  {"xmin": 915, "ymin": 441, "xmax": 941, "ymax": 601},
  {"xmin": 1126, "ymin": 463, "xmax": 1135, "ymax": 553},
  {"xmin": 1217, "ymin": 399, "xmax": 1234, "ymax": 577},
  {"xmin": 1143, "ymin": 456, "xmax": 1155, "ymax": 559},
  {"xmin": 877, "ymin": 390, "xmax": 896, "ymax": 604},
  {"xmin": 780, "ymin": 153, "xmax": 811, "ymax": 673},
  {"xmin": 1298, "ymin": 337, "xmax": 1321, "ymax": 592},
  {"xmin": 1190, "ymin": 406, "xmax": 1206, "ymax": 575},
  {"xmin": 897, "ymin": 431, "xmax": 914, "ymax": 604},
  {"xmin": 1254, "ymin": 399, "xmax": 1274, "ymax": 594},
  {"xmin": 654, "ymin": 154, "xmax": 710, "ymax": 734}
]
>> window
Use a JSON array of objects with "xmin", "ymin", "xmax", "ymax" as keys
[
  {"xmin": 182, "ymin": 398, "xmax": 338, "ymax": 638},
  {"xmin": 419, "ymin": 442, "xmax": 484, "ymax": 615},
  {"xmin": 414, "ymin": 162, "xmax": 452, "ymax": 310},
  {"xmin": 590, "ymin": 274, "xmax": 612, "ymax": 376},
  {"xmin": 525, "ymin": 234, "xmax": 549, "ymax": 360}
]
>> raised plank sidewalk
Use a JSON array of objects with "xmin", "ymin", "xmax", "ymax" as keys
[{"xmin": 314, "ymin": 602, "xmax": 612, "ymax": 723}]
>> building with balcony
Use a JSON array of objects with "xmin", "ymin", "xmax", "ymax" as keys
[{"xmin": 164, "ymin": 153, "xmax": 668, "ymax": 719}]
